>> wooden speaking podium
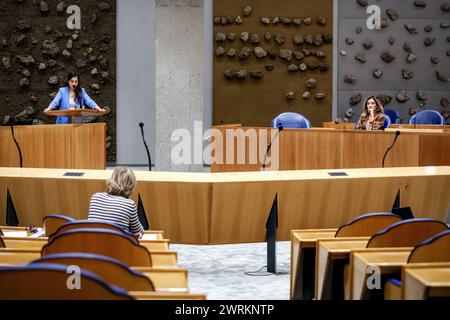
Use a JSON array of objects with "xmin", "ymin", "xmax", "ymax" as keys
[{"xmin": 0, "ymin": 109, "xmax": 106, "ymax": 170}]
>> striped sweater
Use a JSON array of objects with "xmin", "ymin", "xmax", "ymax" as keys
[{"xmin": 88, "ymin": 192, "xmax": 144, "ymax": 234}]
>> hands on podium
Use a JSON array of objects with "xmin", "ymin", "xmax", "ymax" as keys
[{"xmin": 44, "ymin": 106, "xmax": 108, "ymax": 114}]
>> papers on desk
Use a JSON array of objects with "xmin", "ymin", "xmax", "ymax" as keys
[
  {"xmin": 2, "ymin": 228, "xmax": 44, "ymax": 238},
  {"xmin": 2, "ymin": 231, "xmax": 27, "ymax": 237},
  {"xmin": 141, "ymin": 233, "xmax": 158, "ymax": 240}
]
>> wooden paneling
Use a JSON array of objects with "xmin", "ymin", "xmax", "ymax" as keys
[
  {"xmin": 213, "ymin": 0, "xmax": 333, "ymax": 127},
  {"xmin": 211, "ymin": 127, "xmax": 450, "ymax": 172},
  {"xmin": 323, "ymin": 122, "xmax": 450, "ymax": 132},
  {"xmin": 0, "ymin": 124, "xmax": 106, "ymax": 169},
  {"xmin": 209, "ymin": 172, "xmax": 450, "ymax": 243},
  {"xmin": 0, "ymin": 167, "xmax": 449, "ymax": 244}
]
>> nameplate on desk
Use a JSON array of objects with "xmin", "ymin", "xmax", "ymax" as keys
[
  {"xmin": 63, "ymin": 172, "xmax": 85, "ymax": 177},
  {"xmin": 328, "ymin": 172, "xmax": 348, "ymax": 177}
]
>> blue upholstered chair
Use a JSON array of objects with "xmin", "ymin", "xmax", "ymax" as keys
[
  {"xmin": 366, "ymin": 218, "xmax": 448, "ymax": 248},
  {"xmin": 41, "ymin": 228, "xmax": 153, "ymax": 267},
  {"xmin": 43, "ymin": 214, "xmax": 76, "ymax": 237},
  {"xmin": 384, "ymin": 109, "xmax": 400, "ymax": 124},
  {"xmin": 50, "ymin": 220, "xmax": 135, "ymax": 240},
  {"xmin": 335, "ymin": 212, "xmax": 401, "ymax": 237},
  {"xmin": 0, "ymin": 263, "xmax": 133, "ymax": 299},
  {"xmin": 384, "ymin": 115, "xmax": 391, "ymax": 129},
  {"xmin": 384, "ymin": 229, "xmax": 450, "ymax": 300},
  {"xmin": 272, "ymin": 112, "xmax": 311, "ymax": 129},
  {"xmin": 408, "ymin": 110, "xmax": 444, "ymax": 125},
  {"xmin": 31, "ymin": 253, "xmax": 155, "ymax": 291}
]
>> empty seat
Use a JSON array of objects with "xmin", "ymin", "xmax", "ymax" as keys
[
  {"xmin": 408, "ymin": 229, "xmax": 450, "ymax": 263},
  {"xmin": 43, "ymin": 214, "xmax": 75, "ymax": 237},
  {"xmin": 335, "ymin": 212, "xmax": 401, "ymax": 238},
  {"xmin": 409, "ymin": 110, "xmax": 444, "ymax": 125},
  {"xmin": 0, "ymin": 263, "xmax": 133, "ymax": 300},
  {"xmin": 50, "ymin": 220, "xmax": 134, "ymax": 239},
  {"xmin": 367, "ymin": 219, "xmax": 448, "ymax": 248},
  {"xmin": 272, "ymin": 112, "xmax": 311, "ymax": 129},
  {"xmin": 384, "ymin": 109, "xmax": 400, "ymax": 124},
  {"xmin": 41, "ymin": 228, "xmax": 152, "ymax": 266},
  {"xmin": 31, "ymin": 253, "xmax": 155, "ymax": 291}
]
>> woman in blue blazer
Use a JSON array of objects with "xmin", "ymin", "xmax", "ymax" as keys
[{"xmin": 44, "ymin": 71, "xmax": 105, "ymax": 124}]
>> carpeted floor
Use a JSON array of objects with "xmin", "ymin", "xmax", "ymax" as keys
[{"xmin": 170, "ymin": 241, "xmax": 291, "ymax": 300}]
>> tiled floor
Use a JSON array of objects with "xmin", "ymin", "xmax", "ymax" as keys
[{"xmin": 171, "ymin": 241, "xmax": 291, "ymax": 300}]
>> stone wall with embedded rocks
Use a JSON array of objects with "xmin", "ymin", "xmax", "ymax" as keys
[
  {"xmin": 338, "ymin": 0, "xmax": 450, "ymax": 124},
  {"xmin": 213, "ymin": 0, "xmax": 333, "ymax": 127},
  {"xmin": 0, "ymin": 0, "xmax": 116, "ymax": 161}
]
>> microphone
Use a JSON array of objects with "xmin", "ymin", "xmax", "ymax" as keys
[
  {"xmin": 382, "ymin": 130, "xmax": 401, "ymax": 168},
  {"xmin": 139, "ymin": 122, "xmax": 152, "ymax": 171},
  {"xmin": 262, "ymin": 125, "xmax": 284, "ymax": 171},
  {"xmin": 8, "ymin": 116, "xmax": 23, "ymax": 168}
]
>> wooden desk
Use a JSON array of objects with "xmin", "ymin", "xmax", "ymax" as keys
[
  {"xmin": 211, "ymin": 126, "xmax": 450, "ymax": 172},
  {"xmin": 349, "ymin": 249, "xmax": 412, "ymax": 300},
  {"xmin": 132, "ymin": 267, "xmax": 188, "ymax": 290},
  {"xmin": 1, "ymin": 167, "xmax": 449, "ymax": 244},
  {"xmin": 403, "ymin": 265, "xmax": 450, "ymax": 300},
  {"xmin": 291, "ymin": 229, "xmax": 337, "ymax": 300},
  {"xmin": 323, "ymin": 122, "xmax": 450, "ymax": 132},
  {"xmin": 0, "ymin": 123, "xmax": 106, "ymax": 169},
  {"xmin": 315, "ymin": 238, "xmax": 369, "ymax": 300}
]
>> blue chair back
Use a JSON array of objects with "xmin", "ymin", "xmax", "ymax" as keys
[
  {"xmin": 384, "ymin": 116, "xmax": 391, "ymax": 129},
  {"xmin": 335, "ymin": 212, "xmax": 401, "ymax": 237},
  {"xmin": 384, "ymin": 109, "xmax": 400, "ymax": 124},
  {"xmin": 50, "ymin": 220, "xmax": 135, "ymax": 239},
  {"xmin": 0, "ymin": 263, "xmax": 133, "ymax": 299},
  {"xmin": 272, "ymin": 112, "xmax": 311, "ymax": 129},
  {"xmin": 31, "ymin": 253, "xmax": 155, "ymax": 291},
  {"xmin": 408, "ymin": 229, "xmax": 450, "ymax": 263},
  {"xmin": 409, "ymin": 110, "xmax": 444, "ymax": 125},
  {"xmin": 366, "ymin": 218, "xmax": 448, "ymax": 248}
]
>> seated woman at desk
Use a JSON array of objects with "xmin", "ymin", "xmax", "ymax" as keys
[
  {"xmin": 88, "ymin": 166, "xmax": 144, "ymax": 239},
  {"xmin": 355, "ymin": 96, "xmax": 386, "ymax": 131},
  {"xmin": 44, "ymin": 71, "xmax": 105, "ymax": 124}
]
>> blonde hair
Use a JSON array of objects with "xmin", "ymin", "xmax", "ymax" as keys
[{"xmin": 106, "ymin": 166, "xmax": 136, "ymax": 198}]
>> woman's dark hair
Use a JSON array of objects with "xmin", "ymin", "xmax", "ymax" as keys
[
  {"xmin": 65, "ymin": 71, "xmax": 82, "ymax": 104},
  {"xmin": 360, "ymin": 96, "xmax": 384, "ymax": 119}
]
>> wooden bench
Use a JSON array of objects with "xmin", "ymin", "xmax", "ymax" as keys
[
  {"xmin": 402, "ymin": 264, "xmax": 450, "ymax": 300},
  {"xmin": 132, "ymin": 267, "xmax": 188, "ymax": 290},
  {"xmin": 291, "ymin": 213, "xmax": 401, "ymax": 300},
  {"xmin": 315, "ymin": 238, "xmax": 369, "ymax": 300},
  {"xmin": 291, "ymin": 229, "xmax": 337, "ymax": 299},
  {"xmin": 1, "ymin": 237, "xmax": 48, "ymax": 250},
  {"xmin": 349, "ymin": 248, "xmax": 412, "ymax": 300},
  {"xmin": 0, "ymin": 248, "xmax": 177, "ymax": 267},
  {"xmin": 315, "ymin": 219, "xmax": 448, "ymax": 300}
]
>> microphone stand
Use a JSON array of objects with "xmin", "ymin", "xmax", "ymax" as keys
[
  {"xmin": 9, "ymin": 117, "xmax": 23, "ymax": 168},
  {"xmin": 262, "ymin": 125, "xmax": 283, "ymax": 171},
  {"xmin": 382, "ymin": 131, "xmax": 401, "ymax": 168},
  {"xmin": 139, "ymin": 122, "xmax": 152, "ymax": 171}
]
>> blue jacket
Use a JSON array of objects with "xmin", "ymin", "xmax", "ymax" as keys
[{"xmin": 49, "ymin": 86, "xmax": 98, "ymax": 124}]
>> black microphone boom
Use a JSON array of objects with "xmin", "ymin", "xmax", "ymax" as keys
[
  {"xmin": 9, "ymin": 117, "xmax": 23, "ymax": 168},
  {"xmin": 139, "ymin": 122, "xmax": 152, "ymax": 171},
  {"xmin": 382, "ymin": 130, "xmax": 401, "ymax": 168},
  {"xmin": 262, "ymin": 125, "xmax": 283, "ymax": 171}
]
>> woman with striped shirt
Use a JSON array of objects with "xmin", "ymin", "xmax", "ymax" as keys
[{"xmin": 88, "ymin": 166, "xmax": 144, "ymax": 239}]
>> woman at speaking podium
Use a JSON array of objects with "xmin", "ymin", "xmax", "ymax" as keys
[
  {"xmin": 44, "ymin": 71, "xmax": 105, "ymax": 124},
  {"xmin": 355, "ymin": 96, "xmax": 386, "ymax": 131}
]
